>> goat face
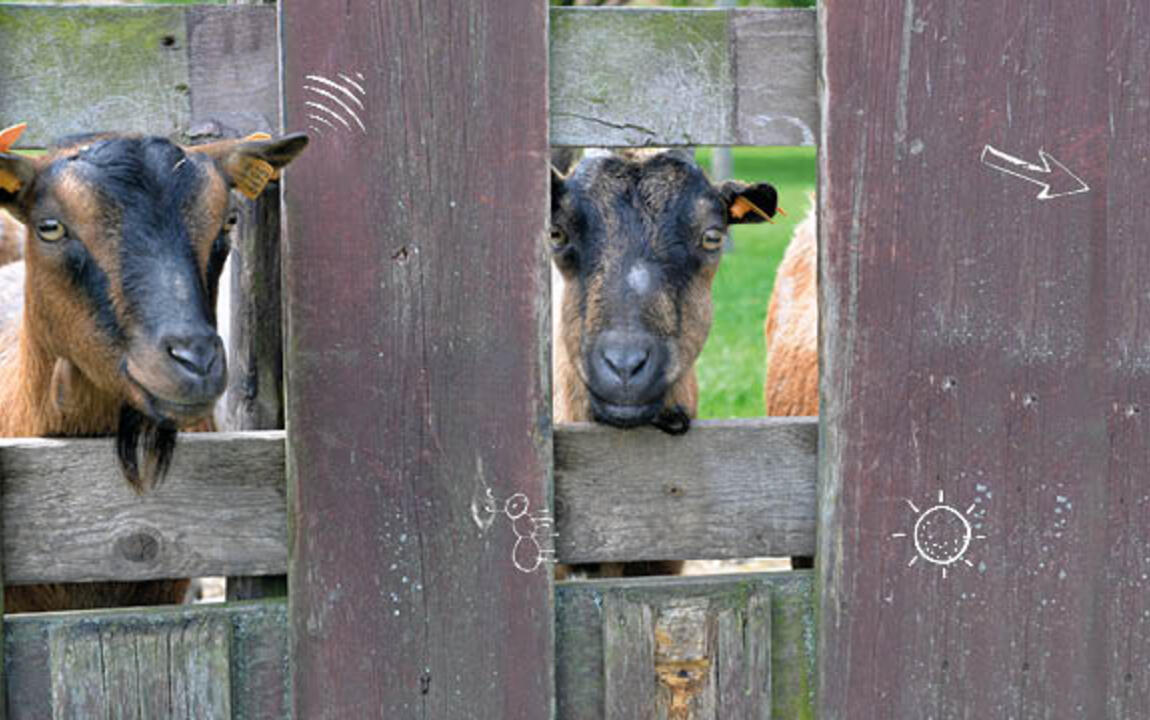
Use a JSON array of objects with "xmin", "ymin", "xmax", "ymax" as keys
[
  {"xmin": 0, "ymin": 133, "xmax": 307, "ymax": 487},
  {"xmin": 550, "ymin": 150, "xmax": 777, "ymax": 432}
]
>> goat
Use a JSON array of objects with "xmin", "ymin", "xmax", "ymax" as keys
[
  {"xmin": 550, "ymin": 149, "xmax": 778, "ymax": 577},
  {"xmin": 551, "ymin": 149, "xmax": 778, "ymax": 434},
  {"xmin": 763, "ymin": 199, "xmax": 817, "ymax": 417},
  {"xmin": 0, "ymin": 130, "xmax": 308, "ymax": 612}
]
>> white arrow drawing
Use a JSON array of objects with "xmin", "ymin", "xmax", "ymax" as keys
[{"xmin": 980, "ymin": 145, "xmax": 1089, "ymax": 200}]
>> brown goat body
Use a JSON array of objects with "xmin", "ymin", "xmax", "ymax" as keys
[{"xmin": 764, "ymin": 200, "xmax": 818, "ymax": 416}]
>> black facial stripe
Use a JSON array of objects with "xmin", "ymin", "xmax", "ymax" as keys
[{"xmin": 62, "ymin": 238, "xmax": 125, "ymax": 344}]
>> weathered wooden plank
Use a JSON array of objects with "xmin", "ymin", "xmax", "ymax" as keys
[
  {"xmin": 603, "ymin": 597, "xmax": 656, "ymax": 720},
  {"xmin": 5, "ymin": 600, "xmax": 287, "ymax": 720},
  {"xmin": 1, "ymin": 6, "xmax": 814, "ymax": 148},
  {"xmin": 0, "ymin": 432, "xmax": 286, "ymax": 584},
  {"xmin": 281, "ymin": 1, "xmax": 553, "ymax": 718},
  {"xmin": 556, "ymin": 573, "xmax": 811, "ymax": 720},
  {"xmin": 555, "ymin": 418, "xmax": 817, "ymax": 563},
  {"xmin": 0, "ymin": 422, "xmax": 815, "ymax": 584},
  {"xmin": 819, "ymin": 0, "xmax": 1150, "ymax": 717},
  {"xmin": 550, "ymin": 7, "xmax": 817, "ymax": 146}
]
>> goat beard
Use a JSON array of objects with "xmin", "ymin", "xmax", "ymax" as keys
[{"xmin": 115, "ymin": 405, "xmax": 178, "ymax": 494}]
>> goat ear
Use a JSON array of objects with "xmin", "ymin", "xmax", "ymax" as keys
[
  {"xmin": 720, "ymin": 180, "xmax": 779, "ymax": 225},
  {"xmin": 191, "ymin": 131, "xmax": 310, "ymax": 200},
  {"xmin": 0, "ymin": 153, "xmax": 37, "ymax": 212}
]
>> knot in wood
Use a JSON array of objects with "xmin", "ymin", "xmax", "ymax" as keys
[{"xmin": 115, "ymin": 529, "xmax": 162, "ymax": 564}]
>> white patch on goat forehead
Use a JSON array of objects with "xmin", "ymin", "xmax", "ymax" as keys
[{"xmin": 626, "ymin": 263, "xmax": 652, "ymax": 295}]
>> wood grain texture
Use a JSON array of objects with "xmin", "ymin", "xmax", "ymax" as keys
[
  {"xmin": 0, "ymin": 6, "xmax": 814, "ymax": 149},
  {"xmin": 555, "ymin": 418, "xmax": 817, "ymax": 563},
  {"xmin": 557, "ymin": 573, "xmax": 810, "ymax": 720},
  {"xmin": 5, "ymin": 600, "xmax": 288, "ymax": 720},
  {"xmin": 818, "ymin": 0, "xmax": 1150, "ymax": 717},
  {"xmin": 0, "ymin": 432, "xmax": 286, "ymax": 584},
  {"xmin": 46, "ymin": 613, "xmax": 231, "ymax": 720},
  {"xmin": 281, "ymin": 1, "xmax": 553, "ymax": 717},
  {"xmin": 550, "ymin": 7, "xmax": 816, "ymax": 146}
]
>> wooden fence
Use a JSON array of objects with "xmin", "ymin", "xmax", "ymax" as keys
[
  {"xmin": 5, "ymin": 0, "xmax": 1141, "ymax": 718},
  {"xmin": 0, "ymin": 3, "xmax": 819, "ymax": 717}
]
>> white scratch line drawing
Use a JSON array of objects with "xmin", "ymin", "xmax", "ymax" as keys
[
  {"xmin": 303, "ymin": 72, "xmax": 368, "ymax": 137},
  {"xmin": 892, "ymin": 488, "xmax": 987, "ymax": 579},
  {"xmin": 470, "ymin": 472, "xmax": 555, "ymax": 574},
  {"xmin": 980, "ymin": 145, "xmax": 1089, "ymax": 200}
]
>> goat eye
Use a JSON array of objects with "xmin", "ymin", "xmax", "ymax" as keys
[
  {"xmin": 550, "ymin": 227, "xmax": 568, "ymax": 248},
  {"xmin": 223, "ymin": 213, "xmax": 239, "ymax": 231},
  {"xmin": 700, "ymin": 228, "xmax": 726, "ymax": 252},
  {"xmin": 36, "ymin": 219, "xmax": 66, "ymax": 242}
]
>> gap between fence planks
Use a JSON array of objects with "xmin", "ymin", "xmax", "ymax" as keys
[
  {"xmin": 0, "ymin": 419, "xmax": 815, "ymax": 585},
  {"xmin": 0, "ymin": 6, "xmax": 816, "ymax": 149}
]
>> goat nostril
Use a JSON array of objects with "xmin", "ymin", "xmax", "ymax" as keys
[
  {"xmin": 601, "ymin": 347, "xmax": 652, "ymax": 382},
  {"xmin": 166, "ymin": 338, "xmax": 219, "ymax": 377}
]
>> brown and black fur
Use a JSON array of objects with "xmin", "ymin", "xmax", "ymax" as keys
[
  {"xmin": 0, "ymin": 131, "xmax": 307, "ymax": 612},
  {"xmin": 550, "ymin": 149, "xmax": 778, "ymax": 576}
]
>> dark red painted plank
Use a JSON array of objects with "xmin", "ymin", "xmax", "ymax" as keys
[
  {"xmin": 819, "ymin": 1, "xmax": 1150, "ymax": 717},
  {"xmin": 280, "ymin": 3, "xmax": 552, "ymax": 718}
]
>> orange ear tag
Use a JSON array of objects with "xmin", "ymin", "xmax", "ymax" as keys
[
  {"xmin": 0, "ymin": 123, "xmax": 27, "ymax": 153},
  {"xmin": 232, "ymin": 156, "xmax": 276, "ymax": 199},
  {"xmin": 730, "ymin": 196, "xmax": 775, "ymax": 223},
  {"xmin": 0, "ymin": 123, "xmax": 29, "ymax": 193}
]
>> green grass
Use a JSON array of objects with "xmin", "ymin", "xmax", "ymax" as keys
[{"xmin": 694, "ymin": 147, "xmax": 816, "ymax": 419}]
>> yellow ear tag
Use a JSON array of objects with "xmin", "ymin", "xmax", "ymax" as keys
[
  {"xmin": 0, "ymin": 123, "xmax": 27, "ymax": 152},
  {"xmin": 232, "ymin": 156, "xmax": 276, "ymax": 199},
  {"xmin": 241, "ymin": 132, "xmax": 281, "ymax": 181}
]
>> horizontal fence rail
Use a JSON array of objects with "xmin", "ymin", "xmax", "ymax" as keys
[
  {"xmin": 2, "ymin": 573, "xmax": 814, "ymax": 719},
  {"xmin": 0, "ymin": 419, "xmax": 816, "ymax": 584},
  {"xmin": 555, "ymin": 418, "xmax": 817, "ymax": 563},
  {"xmin": 0, "ymin": 432, "xmax": 286, "ymax": 585},
  {"xmin": 0, "ymin": 5, "xmax": 817, "ymax": 148}
]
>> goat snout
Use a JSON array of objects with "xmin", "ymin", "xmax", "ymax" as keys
[
  {"xmin": 163, "ymin": 332, "xmax": 222, "ymax": 379},
  {"xmin": 587, "ymin": 331, "xmax": 667, "ymax": 406}
]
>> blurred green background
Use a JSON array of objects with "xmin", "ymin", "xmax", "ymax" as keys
[{"xmin": 694, "ymin": 148, "xmax": 815, "ymax": 419}]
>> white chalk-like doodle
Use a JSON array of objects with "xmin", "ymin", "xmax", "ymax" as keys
[
  {"xmin": 891, "ymin": 489, "xmax": 986, "ymax": 579},
  {"xmin": 302, "ymin": 71, "xmax": 368, "ymax": 137},
  {"xmin": 980, "ymin": 145, "xmax": 1089, "ymax": 201},
  {"xmin": 472, "ymin": 486, "xmax": 556, "ymax": 574}
]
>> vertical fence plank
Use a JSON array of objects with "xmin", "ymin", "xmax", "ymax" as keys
[
  {"xmin": 819, "ymin": 0, "xmax": 1150, "ymax": 717},
  {"xmin": 280, "ymin": 1, "xmax": 553, "ymax": 718}
]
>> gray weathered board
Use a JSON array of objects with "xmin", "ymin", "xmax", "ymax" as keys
[
  {"xmin": 0, "ymin": 5, "xmax": 816, "ymax": 148},
  {"xmin": 557, "ymin": 573, "xmax": 814, "ymax": 719},
  {"xmin": 556, "ymin": 418, "xmax": 817, "ymax": 563},
  {"xmin": 0, "ymin": 420, "xmax": 814, "ymax": 584},
  {"xmin": 0, "ymin": 432, "xmax": 285, "ymax": 585},
  {"xmin": 1, "ymin": 574, "xmax": 812, "ymax": 720},
  {"xmin": 4, "ymin": 600, "xmax": 288, "ymax": 720}
]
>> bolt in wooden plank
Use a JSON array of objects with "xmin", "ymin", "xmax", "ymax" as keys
[{"xmin": 280, "ymin": 1, "xmax": 553, "ymax": 717}]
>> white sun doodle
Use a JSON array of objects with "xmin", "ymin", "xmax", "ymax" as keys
[{"xmin": 891, "ymin": 489, "xmax": 986, "ymax": 579}]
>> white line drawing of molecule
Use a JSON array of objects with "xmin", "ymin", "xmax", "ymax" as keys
[
  {"xmin": 471, "ymin": 484, "xmax": 556, "ymax": 574},
  {"xmin": 892, "ymin": 489, "xmax": 987, "ymax": 579}
]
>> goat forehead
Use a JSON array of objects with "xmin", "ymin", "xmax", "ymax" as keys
[{"xmin": 64, "ymin": 138, "xmax": 212, "ymax": 215}]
